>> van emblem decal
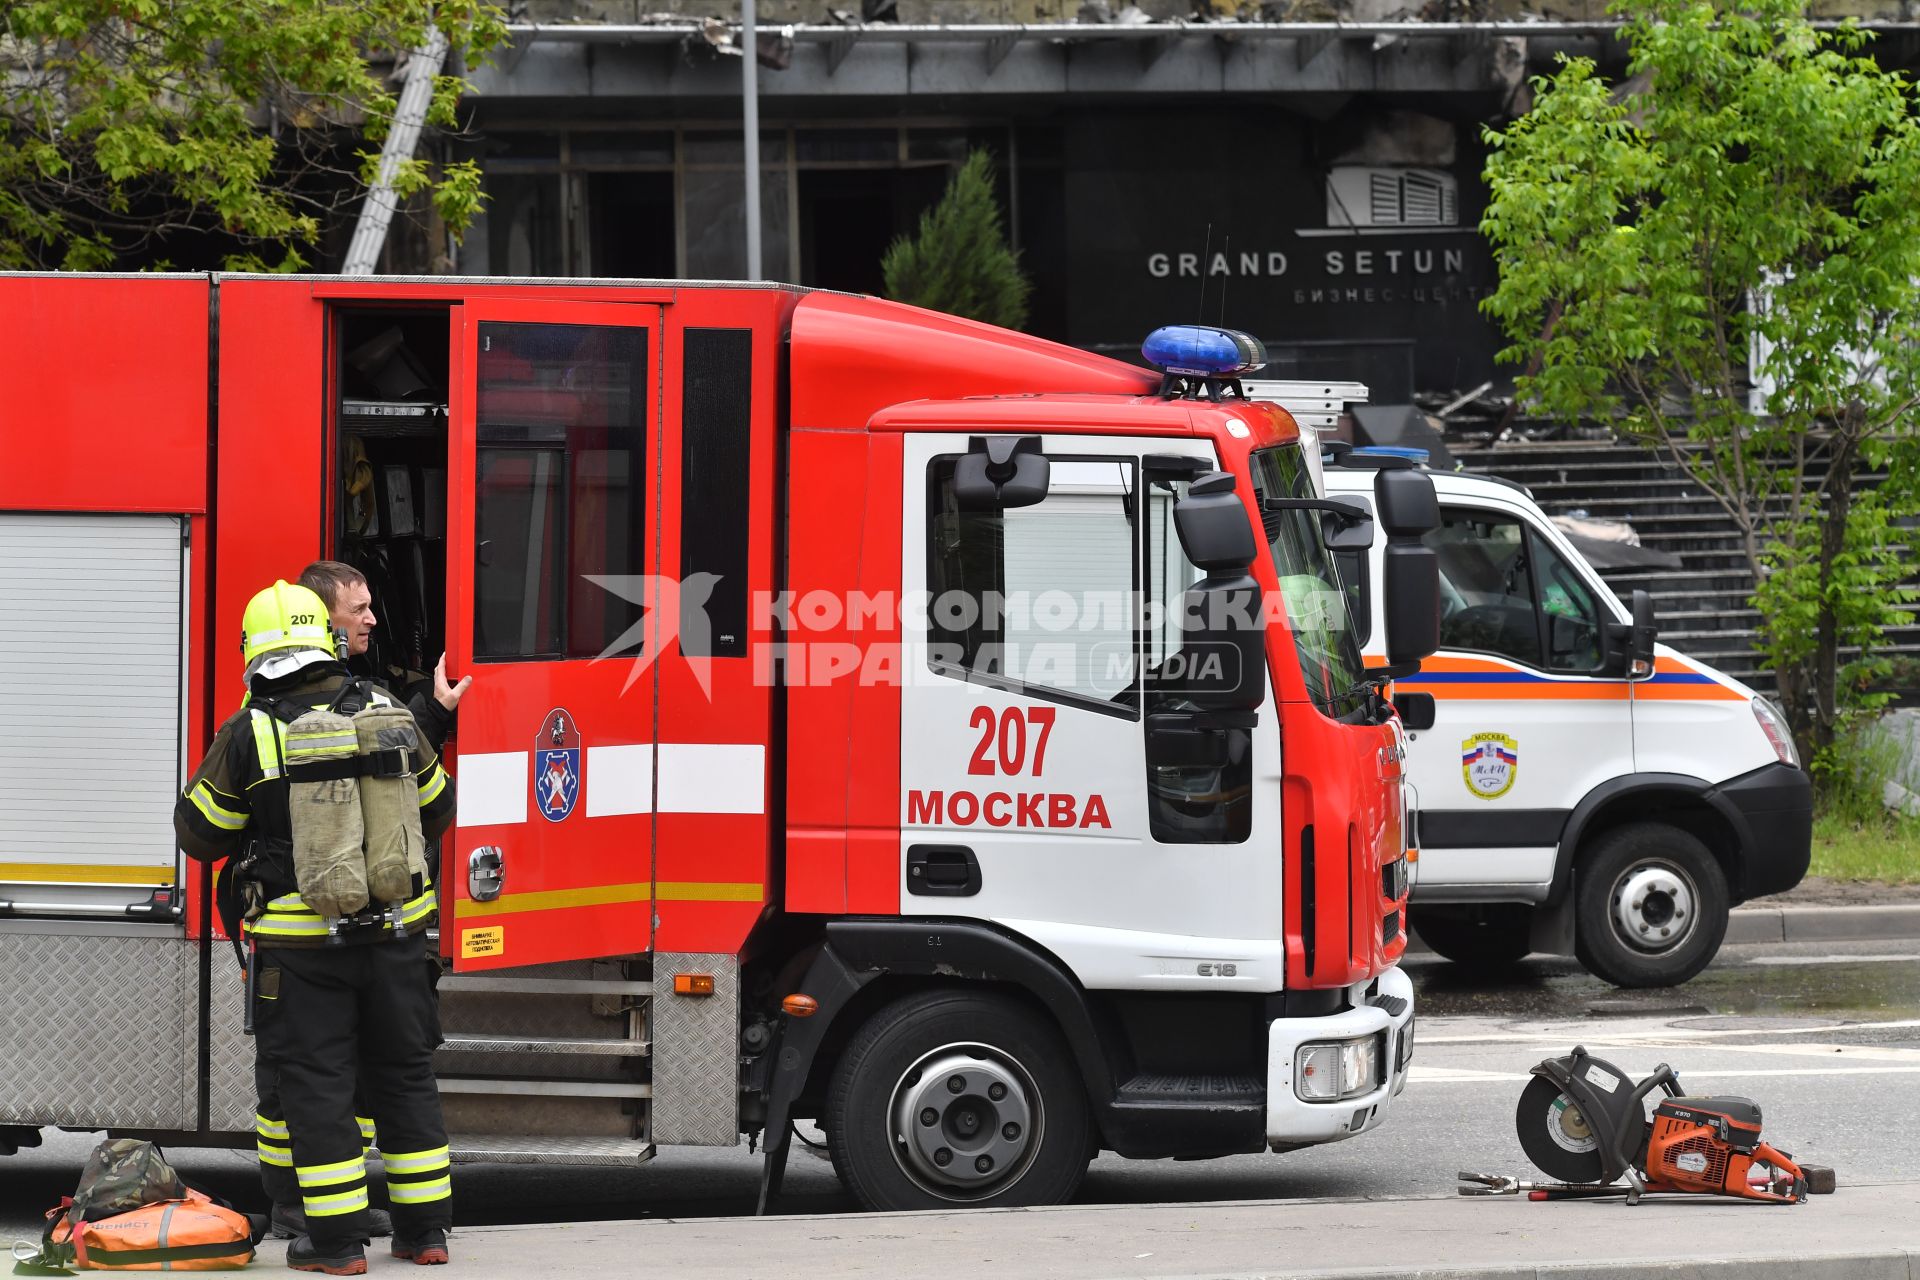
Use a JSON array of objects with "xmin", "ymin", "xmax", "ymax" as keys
[
  {"xmin": 535, "ymin": 708, "xmax": 582, "ymax": 822},
  {"xmin": 1461, "ymin": 731, "xmax": 1518, "ymax": 800}
]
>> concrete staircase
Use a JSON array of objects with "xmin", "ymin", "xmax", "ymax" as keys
[{"xmin": 1446, "ymin": 437, "xmax": 1920, "ymax": 695}]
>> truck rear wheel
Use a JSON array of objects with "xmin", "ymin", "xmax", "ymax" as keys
[
  {"xmin": 1573, "ymin": 822, "xmax": 1729, "ymax": 988},
  {"xmin": 1412, "ymin": 905, "xmax": 1534, "ymax": 972},
  {"xmin": 825, "ymin": 989, "xmax": 1091, "ymax": 1212}
]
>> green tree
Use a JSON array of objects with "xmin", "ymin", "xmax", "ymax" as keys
[
  {"xmin": 882, "ymin": 149, "xmax": 1031, "ymax": 330},
  {"xmin": 1, "ymin": 0, "xmax": 507, "ymax": 271},
  {"xmin": 1479, "ymin": 0, "xmax": 1920, "ymax": 769}
]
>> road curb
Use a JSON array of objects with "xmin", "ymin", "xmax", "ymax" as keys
[
  {"xmin": 1726, "ymin": 903, "xmax": 1920, "ymax": 945},
  {"xmin": 1246, "ymin": 1251, "xmax": 1919, "ymax": 1280}
]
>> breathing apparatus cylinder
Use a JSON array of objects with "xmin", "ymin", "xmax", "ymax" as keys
[
  {"xmin": 285, "ymin": 710, "xmax": 370, "ymax": 919},
  {"xmin": 354, "ymin": 704, "xmax": 425, "ymax": 905}
]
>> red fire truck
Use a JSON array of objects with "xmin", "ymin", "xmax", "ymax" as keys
[{"xmin": 0, "ymin": 273, "xmax": 1436, "ymax": 1212}]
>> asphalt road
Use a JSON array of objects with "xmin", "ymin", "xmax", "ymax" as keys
[{"xmin": 4, "ymin": 936, "xmax": 1916, "ymax": 1247}]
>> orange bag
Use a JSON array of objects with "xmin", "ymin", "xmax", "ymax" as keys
[{"xmin": 33, "ymin": 1188, "xmax": 255, "ymax": 1272}]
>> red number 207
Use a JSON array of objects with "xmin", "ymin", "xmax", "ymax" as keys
[{"xmin": 967, "ymin": 706, "xmax": 1056, "ymax": 777}]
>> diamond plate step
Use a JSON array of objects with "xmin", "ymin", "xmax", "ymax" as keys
[
  {"xmin": 448, "ymin": 1133, "xmax": 655, "ymax": 1167},
  {"xmin": 439, "ymin": 1034, "xmax": 651, "ymax": 1057},
  {"xmin": 437, "ymin": 1077, "xmax": 651, "ymax": 1098}
]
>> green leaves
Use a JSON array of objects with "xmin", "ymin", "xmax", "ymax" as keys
[
  {"xmin": 1, "ymin": 0, "xmax": 508, "ymax": 269},
  {"xmin": 1480, "ymin": 0, "xmax": 1920, "ymax": 765},
  {"xmin": 881, "ymin": 150, "xmax": 1032, "ymax": 332}
]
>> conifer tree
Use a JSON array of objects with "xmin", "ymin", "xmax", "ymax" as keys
[{"xmin": 882, "ymin": 149, "xmax": 1031, "ymax": 330}]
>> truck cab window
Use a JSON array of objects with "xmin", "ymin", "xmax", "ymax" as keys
[
  {"xmin": 1424, "ymin": 509, "xmax": 1603, "ymax": 672},
  {"xmin": 926, "ymin": 457, "xmax": 1137, "ymax": 714},
  {"xmin": 472, "ymin": 322, "xmax": 647, "ymax": 661}
]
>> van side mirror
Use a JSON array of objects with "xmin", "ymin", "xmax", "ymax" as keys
[
  {"xmin": 1374, "ymin": 469, "xmax": 1441, "ymax": 673},
  {"xmin": 954, "ymin": 435, "xmax": 1048, "ymax": 510},
  {"xmin": 1602, "ymin": 588, "xmax": 1658, "ymax": 679}
]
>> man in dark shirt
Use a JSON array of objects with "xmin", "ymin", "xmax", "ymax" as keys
[{"xmin": 297, "ymin": 560, "xmax": 469, "ymax": 751}]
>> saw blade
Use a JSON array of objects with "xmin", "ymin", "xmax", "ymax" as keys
[{"xmin": 1515, "ymin": 1075, "xmax": 1606, "ymax": 1184}]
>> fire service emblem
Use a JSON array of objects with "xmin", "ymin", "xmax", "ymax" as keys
[
  {"xmin": 535, "ymin": 708, "xmax": 582, "ymax": 822},
  {"xmin": 1461, "ymin": 731, "xmax": 1519, "ymax": 800}
]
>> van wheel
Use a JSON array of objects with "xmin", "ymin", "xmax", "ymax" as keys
[
  {"xmin": 1412, "ymin": 905, "xmax": 1534, "ymax": 971},
  {"xmin": 1574, "ymin": 822, "xmax": 1728, "ymax": 988},
  {"xmin": 825, "ymin": 989, "xmax": 1091, "ymax": 1212}
]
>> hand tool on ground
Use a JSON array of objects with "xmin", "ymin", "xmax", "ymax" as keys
[{"xmin": 1484, "ymin": 1046, "xmax": 1837, "ymax": 1205}]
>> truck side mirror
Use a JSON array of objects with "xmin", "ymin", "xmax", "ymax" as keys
[
  {"xmin": 1321, "ymin": 495, "xmax": 1375, "ymax": 551},
  {"xmin": 1165, "ymin": 472, "xmax": 1263, "ymax": 713},
  {"xmin": 1374, "ymin": 467, "xmax": 1440, "ymax": 538},
  {"xmin": 1602, "ymin": 588, "xmax": 1658, "ymax": 679},
  {"xmin": 1173, "ymin": 471, "xmax": 1257, "ymax": 570},
  {"xmin": 1374, "ymin": 469, "xmax": 1441, "ymax": 672},
  {"xmin": 954, "ymin": 435, "xmax": 1048, "ymax": 510}
]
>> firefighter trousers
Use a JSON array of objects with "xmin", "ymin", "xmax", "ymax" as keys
[
  {"xmin": 253, "ymin": 1058, "xmax": 377, "ymax": 1210},
  {"xmin": 254, "ymin": 932, "xmax": 451, "ymax": 1250}
]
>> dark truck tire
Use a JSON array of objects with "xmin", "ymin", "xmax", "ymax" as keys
[
  {"xmin": 1574, "ymin": 822, "xmax": 1729, "ymax": 988},
  {"xmin": 1412, "ymin": 905, "xmax": 1534, "ymax": 972},
  {"xmin": 825, "ymin": 989, "xmax": 1091, "ymax": 1212}
]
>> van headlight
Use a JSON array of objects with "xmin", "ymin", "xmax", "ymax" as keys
[
  {"xmin": 1751, "ymin": 696, "xmax": 1800, "ymax": 768},
  {"xmin": 1295, "ymin": 1035, "xmax": 1384, "ymax": 1101}
]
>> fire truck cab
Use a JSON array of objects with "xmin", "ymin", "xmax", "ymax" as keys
[{"xmin": 0, "ymin": 274, "xmax": 1434, "ymax": 1212}]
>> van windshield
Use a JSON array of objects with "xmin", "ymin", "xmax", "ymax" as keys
[{"xmin": 1250, "ymin": 446, "xmax": 1368, "ymax": 716}]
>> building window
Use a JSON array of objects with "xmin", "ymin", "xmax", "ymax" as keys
[
  {"xmin": 473, "ymin": 322, "xmax": 647, "ymax": 661},
  {"xmin": 1326, "ymin": 166, "xmax": 1459, "ymax": 228}
]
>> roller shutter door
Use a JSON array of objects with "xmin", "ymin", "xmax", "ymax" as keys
[{"xmin": 0, "ymin": 513, "xmax": 184, "ymax": 912}]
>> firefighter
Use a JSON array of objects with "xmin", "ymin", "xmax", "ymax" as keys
[
  {"xmin": 176, "ymin": 581, "xmax": 457, "ymax": 1274},
  {"xmin": 298, "ymin": 559, "xmax": 469, "ymax": 749}
]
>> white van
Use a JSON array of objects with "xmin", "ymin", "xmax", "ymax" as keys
[{"xmin": 1320, "ymin": 453, "xmax": 1812, "ymax": 987}]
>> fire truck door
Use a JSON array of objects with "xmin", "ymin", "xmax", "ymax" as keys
[
  {"xmin": 900, "ymin": 433, "xmax": 1287, "ymax": 990},
  {"xmin": 442, "ymin": 300, "xmax": 663, "ymax": 971}
]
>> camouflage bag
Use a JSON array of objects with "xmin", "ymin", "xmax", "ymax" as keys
[{"xmin": 65, "ymin": 1140, "xmax": 187, "ymax": 1225}]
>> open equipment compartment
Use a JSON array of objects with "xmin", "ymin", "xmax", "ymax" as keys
[{"xmin": 332, "ymin": 309, "xmax": 451, "ymax": 704}]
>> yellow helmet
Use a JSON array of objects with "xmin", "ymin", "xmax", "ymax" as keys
[{"xmin": 240, "ymin": 580, "xmax": 338, "ymax": 664}]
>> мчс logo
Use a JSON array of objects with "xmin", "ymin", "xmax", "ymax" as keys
[{"xmin": 1461, "ymin": 731, "xmax": 1518, "ymax": 800}]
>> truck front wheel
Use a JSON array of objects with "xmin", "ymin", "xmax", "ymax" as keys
[
  {"xmin": 1573, "ymin": 822, "xmax": 1729, "ymax": 988},
  {"xmin": 825, "ymin": 989, "xmax": 1091, "ymax": 1212}
]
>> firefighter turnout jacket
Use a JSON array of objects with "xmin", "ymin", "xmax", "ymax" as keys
[
  {"xmin": 174, "ymin": 658, "xmax": 457, "ymax": 1252},
  {"xmin": 175, "ymin": 662, "xmax": 454, "ymax": 944}
]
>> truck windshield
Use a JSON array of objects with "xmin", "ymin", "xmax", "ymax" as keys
[{"xmin": 1250, "ymin": 446, "xmax": 1368, "ymax": 717}]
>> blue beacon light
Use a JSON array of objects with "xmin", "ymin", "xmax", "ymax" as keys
[
  {"xmin": 1142, "ymin": 325, "xmax": 1267, "ymax": 401},
  {"xmin": 1141, "ymin": 325, "xmax": 1268, "ymax": 378}
]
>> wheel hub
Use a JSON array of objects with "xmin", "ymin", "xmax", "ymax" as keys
[
  {"xmin": 889, "ymin": 1045, "xmax": 1041, "ymax": 1200},
  {"xmin": 1610, "ymin": 861, "xmax": 1697, "ymax": 954}
]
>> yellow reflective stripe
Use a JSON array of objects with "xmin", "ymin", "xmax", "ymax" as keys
[
  {"xmin": 249, "ymin": 711, "xmax": 284, "ymax": 780},
  {"xmin": 356, "ymin": 1117, "xmax": 377, "ymax": 1141},
  {"xmin": 256, "ymin": 1142, "xmax": 292, "ymax": 1167},
  {"xmin": 0, "ymin": 862, "xmax": 173, "ymax": 886},
  {"xmin": 417, "ymin": 763, "xmax": 447, "ymax": 806},
  {"xmin": 386, "ymin": 1177, "xmax": 451, "ymax": 1205},
  {"xmin": 246, "ymin": 914, "xmax": 331, "ymax": 938},
  {"xmin": 267, "ymin": 892, "xmax": 310, "ymax": 911},
  {"xmin": 287, "ymin": 727, "xmax": 355, "ymax": 744},
  {"xmin": 400, "ymin": 890, "xmax": 437, "ymax": 925},
  {"xmin": 255, "ymin": 1115, "xmax": 289, "ymax": 1140},
  {"xmin": 380, "ymin": 1146, "xmax": 449, "ymax": 1174},
  {"xmin": 296, "ymin": 1157, "xmax": 366, "ymax": 1188},
  {"xmin": 304, "ymin": 1187, "xmax": 370, "ymax": 1217},
  {"xmin": 189, "ymin": 782, "xmax": 248, "ymax": 831}
]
